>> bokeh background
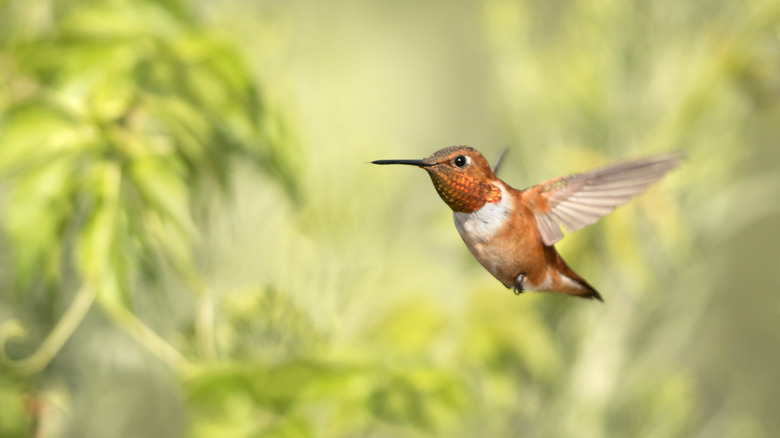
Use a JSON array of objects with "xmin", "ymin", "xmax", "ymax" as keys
[{"xmin": 1, "ymin": 0, "xmax": 779, "ymax": 437}]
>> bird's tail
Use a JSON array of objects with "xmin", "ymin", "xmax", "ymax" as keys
[
  {"xmin": 567, "ymin": 272, "xmax": 603, "ymax": 302},
  {"xmin": 552, "ymin": 250, "xmax": 604, "ymax": 302}
]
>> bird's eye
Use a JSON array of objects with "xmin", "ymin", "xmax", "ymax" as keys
[{"xmin": 453, "ymin": 155, "xmax": 467, "ymax": 168}]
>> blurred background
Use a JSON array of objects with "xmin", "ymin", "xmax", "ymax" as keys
[{"xmin": 1, "ymin": 0, "xmax": 779, "ymax": 437}]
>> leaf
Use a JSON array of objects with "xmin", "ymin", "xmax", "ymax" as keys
[
  {"xmin": 2, "ymin": 155, "xmax": 75, "ymax": 286},
  {"xmin": 0, "ymin": 104, "xmax": 84, "ymax": 176},
  {"xmin": 75, "ymin": 162, "xmax": 121, "ymax": 282}
]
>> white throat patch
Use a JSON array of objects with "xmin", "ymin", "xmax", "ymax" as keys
[{"xmin": 453, "ymin": 184, "xmax": 513, "ymax": 242}]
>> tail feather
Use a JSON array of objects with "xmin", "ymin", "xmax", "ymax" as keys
[
  {"xmin": 551, "ymin": 248, "xmax": 604, "ymax": 302},
  {"xmin": 571, "ymin": 275, "xmax": 603, "ymax": 302}
]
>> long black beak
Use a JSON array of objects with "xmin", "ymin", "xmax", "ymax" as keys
[{"xmin": 371, "ymin": 159, "xmax": 432, "ymax": 167}]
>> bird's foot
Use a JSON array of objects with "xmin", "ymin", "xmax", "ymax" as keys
[{"xmin": 513, "ymin": 274, "xmax": 526, "ymax": 295}]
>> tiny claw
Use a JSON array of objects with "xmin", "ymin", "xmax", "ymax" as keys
[{"xmin": 513, "ymin": 274, "xmax": 526, "ymax": 295}]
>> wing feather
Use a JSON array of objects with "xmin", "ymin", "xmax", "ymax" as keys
[
  {"xmin": 537, "ymin": 214, "xmax": 564, "ymax": 244},
  {"xmin": 523, "ymin": 153, "xmax": 684, "ymax": 246}
]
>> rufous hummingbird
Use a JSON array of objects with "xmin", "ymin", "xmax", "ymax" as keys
[{"xmin": 373, "ymin": 146, "xmax": 683, "ymax": 301}]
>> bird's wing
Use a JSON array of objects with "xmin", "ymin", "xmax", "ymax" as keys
[
  {"xmin": 521, "ymin": 153, "xmax": 684, "ymax": 246},
  {"xmin": 493, "ymin": 148, "xmax": 508, "ymax": 174}
]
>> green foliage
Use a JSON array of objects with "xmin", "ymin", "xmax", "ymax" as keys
[
  {"xmin": 182, "ymin": 289, "xmax": 469, "ymax": 437},
  {"xmin": 186, "ymin": 357, "xmax": 468, "ymax": 438},
  {"xmin": 0, "ymin": 0, "xmax": 293, "ymax": 287},
  {"xmin": 0, "ymin": 0, "xmax": 297, "ymax": 374}
]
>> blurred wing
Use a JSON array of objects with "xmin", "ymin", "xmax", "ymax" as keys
[
  {"xmin": 493, "ymin": 148, "xmax": 508, "ymax": 174},
  {"xmin": 523, "ymin": 153, "xmax": 684, "ymax": 246}
]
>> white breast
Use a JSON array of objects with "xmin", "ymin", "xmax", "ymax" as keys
[{"xmin": 453, "ymin": 184, "xmax": 513, "ymax": 242}]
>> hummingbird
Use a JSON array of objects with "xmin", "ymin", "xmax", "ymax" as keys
[{"xmin": 372, "ymin": 146, "xmax": 683, "ymax": 301}]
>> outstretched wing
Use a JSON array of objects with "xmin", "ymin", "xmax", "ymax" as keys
[{"xmin": 522, "ymin": 153, "xmax": 684, "ymax": 246}]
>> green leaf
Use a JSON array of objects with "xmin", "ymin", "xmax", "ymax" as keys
[
  {"xmin": 75, "ymin": 162, "xmax": 121, "ymax": 282},
  {"xmin": 2, "ymin": 155, "xmax": 75, "ymax": 286}
]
